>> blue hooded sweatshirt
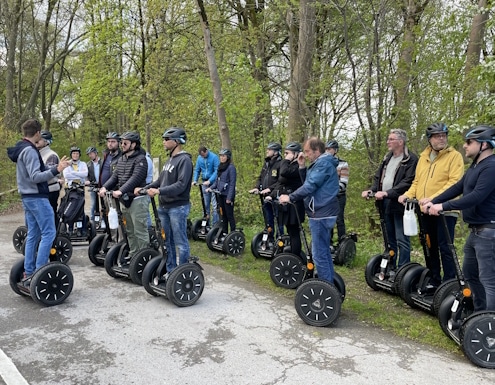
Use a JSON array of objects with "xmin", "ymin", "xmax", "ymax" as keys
[{"xmin": 289, "ymin": 153, "xmax": 340, "ymax": 218}]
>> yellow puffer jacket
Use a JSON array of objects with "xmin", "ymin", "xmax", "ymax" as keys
[{"xmin": 404, "ymin": 145, "xmax": 464, "ymax": 200}]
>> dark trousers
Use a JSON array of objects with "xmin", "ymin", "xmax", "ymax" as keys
[
  {"xmin": 218, "ymin": 195, "xmax": 236, "ymax": 233},
  {"xmin": 331, "ymin": 193, "xmax": 346, "ymax": 243}
]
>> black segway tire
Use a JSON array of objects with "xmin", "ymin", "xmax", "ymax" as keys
[
  {"xmin": 270, "ymin": 253, "xmax": 304, "ymax": 289},
  {"xmin": 87, "ymin": 218, "xmax": 96, "ymax": 241},
  {"xmin": 223, "ymin": 231, "xmax": 245, "ymax": 256},
  {"xmin": 392, "ymin": 262, "xmax": 421, "ymax": 294},
  {"xmin": 333, "ymin": 272, "xmax": 346, "ymax": 303},
  {"xmin": 364, "ymin": 254, "xmax": 383, "ymax": 291},
  {"xmin": 398, "ymin": 264, "xmax": 426, "ymax": 308},
  {"xmin": 88, "ymin": 234, "xmax": 106, "ymax": 266},
  {"xmin": 9, "ymin": 258, "xmax": 29, "ymax": 297},
  {"xmin": 459, "ymin": 312, "xmax": 495, "ymax": 369},
  {"xmin": 141, "ymin": 256, "xmax": 162, "ymax": 297},
  {"xmin": 31, "ymin": 262, "xmax": 74, "ymax": 306},
  {"xmin": 333, "ymin": 238, "xmax": 356, "ymax": 267},
  {"xmin": 294, "ymin": 278, "xmax": 342, "ymax": 327},
  {"xmin": 51, "ymin": 235, "xmax": 73, "ymax": 264},
  {"xmin": 205, "ymin": 227, "xmax": 220, "ymax": 252},
  {"xmin": 104, "ymin": 241, "xmax": 129, "ymax": 278},
  {"xmin": 250, "ymin": 232, "xmax": 264, "ymax": 259},
  {"xmin": 12, "ymin": 225, "xmax": 28, "ymax": 254},
  {"xmin": 432, "ymin": 279, "xmax": 460, "ymax": 316},
  {"xmin": 166, "ymin": 263, "xmax": 205, "ymax": 307},
  {"xmin": 191, "ymin": 219, "xmax": 203, "ymax": 241},
  {"xmin": 129, "ymin": 248, "xmax": 160, "ymax": 285},
  {"xmin": 438, "ymin": 293, "xmax": 457, "ymax": 339}
]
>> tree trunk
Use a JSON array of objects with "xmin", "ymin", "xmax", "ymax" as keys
[
  {"xmin": 196, "ymin": 0, "xmax": 231, "ymax": 150},
  {"xmin": 287, "ymin": 0, "xmax": 317, "ymax": 142}
]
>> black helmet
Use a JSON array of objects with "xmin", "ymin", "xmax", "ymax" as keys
[
  {"xmin": 162, "ymin": 127, "xmax": 187, "ymax": 144},
  {"xmin": 40, "ymin": 130, "xmax": 53, "ymax": 143},
  {"xmin": 106, "ymin": 132, "xmax": 121, "ymax": 141},
  {"xmin": 267, "ymin": 142, "xmax": 282, "ymax": 152},
  {"xmin": 120, "ymin": 131, "xmax": 141, "ymax": 144},
  {"xmin": 285, "ymin": 142, "xmax": 301, "ymax": 152},
  {"xmin": 326, "ymin": 140, "xmax": 339, "ymax": 150},
  {"xmin": 70, "ymin": 146, "xmax": 81, "ymax": 155},
  {"xmin": 465, "ymin": 125, "xmax": 495, "ymax": 148},
  {"xmin": 86, "ymin": 146, "xmax": 97, "ymax": 154},
  {"xmin": 426, "ymin": 122, "xmax": 448, "ymax": 138},
  {"xmin": 219, "ymin": 148, "xmax": 232, "ymax": 159}
]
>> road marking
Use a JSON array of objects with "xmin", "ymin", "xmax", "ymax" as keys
[{"xmin": 0, "ymin": 348, "xmax": 29, "ymax": 385}]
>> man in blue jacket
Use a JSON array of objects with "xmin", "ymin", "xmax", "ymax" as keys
[
  {"xmin": 279, "ymin": 137, "xmax": 340, "ymax": 284},
  {"xmin": 193, "ymin": 146, "xmax": 220, "ymax": 224},
  {"xmin": 7, "ymin": 119, "xmax": 69, "ymax": 285}
]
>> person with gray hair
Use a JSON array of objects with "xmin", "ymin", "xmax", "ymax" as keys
[{"xmin": 362, "ymin": 129, "xmax": 418, "ymax": 268}]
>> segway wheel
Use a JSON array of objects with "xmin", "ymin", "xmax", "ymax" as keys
[
  {"xmin": 50, "ymin": 235, "xmax": 73, "ymax": 264},
  {"xmin": 398, "ymin": 264, "xmax": 426, "ymax": 308},
  {"xmin": 31, "ymin": 262, "xmax": 74, "ymax": 306},
  {"xmin": 333, "ymin": 272, "xmax": 346, "ymax": 303},
  {"xmin": 459, "ymin": 312, "xmax": 495, "ymax": 369},
  {"xmin": 459, "ymin": 311, "xmax": 495, "ymax": 369},
  {"xmin": 12, "ymin": 225, "xmax": 27, "ymax": 254},
  {"xmin": 191, "ymin": 219, "xmax": 203, "ymax": 241},
  {"xmin": 87, "ymin": 218, "xmax": 96, "ymax": 241},
  {"xmin": 166, "ymin": 263, "xmax": 205, "ymax": 307},
  {"xmin": 391, "ymin": 262, "xmax": 421, "ymax": 293},
  {"xmin": 432, "ymin": 279, "xmax": 460, "ymax": 316},
  {"xmin": 9, "ymin": 258, "xmax": 29, "ymax": 297},
  {"xmin": 205, "ymin": 227, "xmax": 221, "ymax": 252},
  {"xmin": 364, "ymin": 254, "xmax": 383, "ymax": 291},
  {"xmin": 294, "ymin": 278, "xmax": 342, "ymax": 327},
  {"xmin": 141, "ymin": 256, "xmax": 163, "ymax": 296},
  {"xmin": 437, "ymin": 293, "xmax": 457, "ymax": 339},
  {"xmin": 129, "ymin": 248, "xmax": 160, "ymax": 285},
  {"xmin": 88, "ymin": 233, "xmax": 107, "ymax": 266},
  {"xmin": 333, "ymin": 238, "xmax": 356, "ymax": 267},
  {"xmin": 104, "ymin": 241, "xmax": 129, "ymax": 278},
  {"xmin": 270, "ymin": 253, "xmax": 304, "ymax": 289},
  {"xmin": 250, "ymin": 232, "xmax": 264, "ymax": 259},
  {"xmin": 223, "ymin": 231, "xmax": 245, "ymax": 256}
]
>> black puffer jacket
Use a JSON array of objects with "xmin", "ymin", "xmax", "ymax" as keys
[
  {"xmin": 103, "ymin": 148, "xmax": 147, "ymax": 207},
  {"xmin": 254, "ymin": 155, "xmax": 282, "ymax": 191}
]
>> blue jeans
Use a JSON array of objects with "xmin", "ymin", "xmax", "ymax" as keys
[
  {"xmin": 383, "ymin": 200, "xmax": 410, "ymax": 268},
  {"xmin": 463, "ymin": 228, "xmax": 495, "ymax": 311},
  {"xmin": 22, "ymin": 197, "xmax": 56, "ymax": 276},
  {"xmin": 158, "ymin": 204, "xmax": 191, "ymax": 272},
  {"xmin": 202, "ymin": 185, "xmax": 218, "ymax": 224},
  {"xmin": 422, "ymin": 214, "xmax": 457, "ymax": 285},
  {"xmin": 309, "ymin": 216, "xmax": 336, "ymax": 284}
]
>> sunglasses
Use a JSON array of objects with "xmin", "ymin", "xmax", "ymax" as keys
[
  {"xmin": 163, "ymin": 137, "xmax": 170, "ymax": 141},
  {"xmin": 465, "ymin": 139, "xmax": 475, "ymax": 145}
]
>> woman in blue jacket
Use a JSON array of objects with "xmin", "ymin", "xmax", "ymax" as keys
[{"xmin": 208, "ymin": 149, "xmax": 237, "ymax": 234}]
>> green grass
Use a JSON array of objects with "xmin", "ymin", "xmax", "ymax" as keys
[{"xmin": 189, "ymin": 223, "xmax": 463, "ymax": 356}]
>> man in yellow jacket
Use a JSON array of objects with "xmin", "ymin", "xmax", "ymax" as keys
[{"xmin": 399, "ymin": 122, "xmax": 464, "ymax": 286}]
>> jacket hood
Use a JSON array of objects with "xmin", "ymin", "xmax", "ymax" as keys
[{"xmin": 7, "ymin": 139, "xmax": 31, "ymax": 163}]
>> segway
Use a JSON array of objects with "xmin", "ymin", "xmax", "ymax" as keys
[
  {"xmin": 104, "ymin": 193, "xmax": 149, "ymax": 285},
  {"xmin": 57, "ymin": 182, "xmax": 96, "ymax": 244},
  {"xmin": 9, "ymin": 252, "xmax": 74, "ymax": 306},
  {"xmin": 12, "ymin": 225, "xmax": 27, "ymax": 253},
  {"xmin": 332, "ymin": 232, "xmax": 358, "ymax": 266},
  {"xmin": 364, "ymin": 193, "xmax": 417, "ymax": 294},
  {"xmin": 88, "ymin": 183, "xmax": 106, "ymax": 233},
  {"xmin": 205, "ymin": 190, "xmax": 245, "ymax": 256},
  {"xmin": 141, "ymin": 191, "xmax": 205, "ymax": 307},
  {"xmin": 398, "ymin": 200, "xmax": 460, "ymax": 315},
  {"xmin": 191, "ymin": 183, "xmax": 217, "ymax": 241},
  {"xmin": 250, "ymin": 192, "xmax": 280, "ymax": 259},
  {"xmin": 436, "ymin": 213, "xmax": 495, "ymax": 368},
  {"xmin": 88, "ymin": 190, "xmax": 120, "ymax": 266}
]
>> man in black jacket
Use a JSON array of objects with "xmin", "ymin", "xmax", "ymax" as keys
[
  {"xmin": 249, "ymin": 142, "xmax": 283, "ymax": 239},
  {"xmin": 361, "ymin": 129, "xmax": 418, "ymax": 268},
  {"xmin": 99, "ymin": 131, "xmax": 148, "ymax": 258}
]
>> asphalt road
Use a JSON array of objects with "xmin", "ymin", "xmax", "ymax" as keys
[{"xmin": 1, "ymin": 209, "xmax": 495, "ymax": 385}]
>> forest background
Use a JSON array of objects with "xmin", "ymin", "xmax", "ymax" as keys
[{"xmin": 1, "ymin": 0, "xmax": 495, "ymax": 231}]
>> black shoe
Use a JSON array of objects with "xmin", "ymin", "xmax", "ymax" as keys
[{"xmin": 22, "ymin": 273, "xmax": 32, "ymax": 288}]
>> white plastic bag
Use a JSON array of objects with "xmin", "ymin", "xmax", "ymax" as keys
[
  {"xmin": 108, "ymin": 207, "xmax": 119, "ymax": 229},
  {"xmin": 403, "ymin": 201, "xmax": 418, "ymax": 236}
]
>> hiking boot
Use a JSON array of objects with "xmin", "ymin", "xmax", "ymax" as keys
[{"xmin": 22, "ymin": 273, "xmax": 32, "ymax": 288}]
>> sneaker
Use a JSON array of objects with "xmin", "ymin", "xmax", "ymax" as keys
[{"xmin": 22, "ymin": 273, "xmax": 32, "ymax": 288}]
